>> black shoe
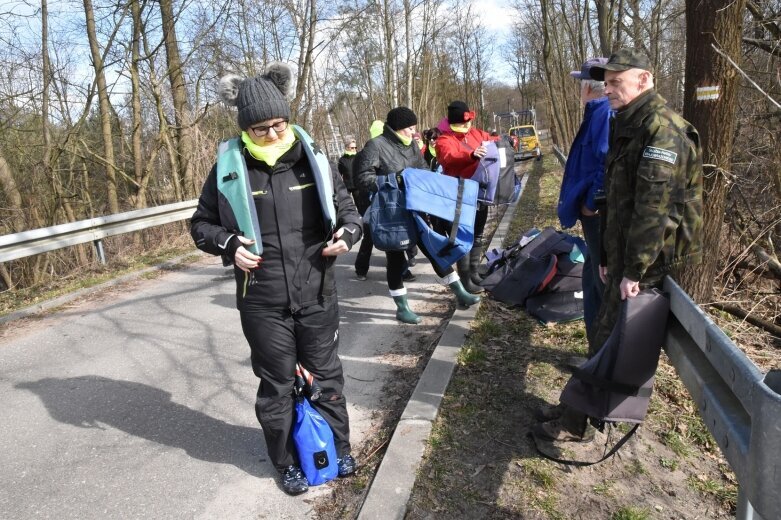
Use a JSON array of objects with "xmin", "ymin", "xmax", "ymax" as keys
[
  {"xmin": 532, "ymin": 420, "xmax": 595, "ymax": 443},
  {"xmin": 280, "ymin": 465, "xmax": 309, "ymax": 495},
  {"xmin": 534, "ymin": 402, "xmax": 565, "ymax": 422},
  {"xmin": 407, "ymin": 256, "xmax": 417, "ymax": 267},
  {"xmin": 337, "ymin": 454, "xmax": 356, "ymax": 477},
  {"xmin": 564, "ymin": 356, "xmax": 588, "ymax": 371},
  {"xmin": 402, "ymin": 270, "xmax": 416, "ymax": 282},
  {"xmin": 355, "ymin": 272, "xmax": 368, "ymax": 281}
]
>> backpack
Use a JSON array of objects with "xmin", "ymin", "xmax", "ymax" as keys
[{"xmin": 364, "ymin": 173, "xmax": 417, "ymax": 252}]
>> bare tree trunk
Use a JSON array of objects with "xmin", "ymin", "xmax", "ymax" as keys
[
  {"xmin": 540, "ymin": 0, "xmax": 568, "ymax": 148},
  {"xmin": 382, "ymin": 0, "xmax": 398, "ymax": 107},
  {"xmin": 0, "ymin": 154, "xmax": 32, "ymax": 289},
  {"xmin": 404, "ymin": 0, "xmax": 413, "ymax": 109},
  {"xmin": 678, "ymin": 0, "xmax": 746, "ymax": 302},
  {"xmin": 130, "ymin": 0, "xmax": 147, "ymax": 209},
  {"xmin": 83, "ymin": 0, "xmax": 119, "ymax": 214},
  {"xmin": 159, "ymin": 0, "xmax": 196, "ymax": 198},
  {"xmin": 595, "ymin": 0, "xmax": 616, "ymax": 55}
]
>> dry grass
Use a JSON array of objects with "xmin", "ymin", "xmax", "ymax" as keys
[{"xmin": 404, "ymin": 155, "xmax": 738, "ymax": 520}]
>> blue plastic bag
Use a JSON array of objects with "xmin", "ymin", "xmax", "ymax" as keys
[{"xmin": 292, "ymin": 397, "xmax": 338, "ymax": 485}]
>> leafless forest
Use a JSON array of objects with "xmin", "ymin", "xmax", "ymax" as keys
[{"xmin": 0, "ymin": 0, "xmax": 778, "ymax": 342}]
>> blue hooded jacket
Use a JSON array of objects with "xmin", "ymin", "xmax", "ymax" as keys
[{"xmin": 557, "ymin": 96, "xmax": 612, "ymax": 229}]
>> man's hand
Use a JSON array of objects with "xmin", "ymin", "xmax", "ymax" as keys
[
  {"xmin": 620, "ymin": 277, "xmax": 640, "ymax": 300},
  {"xmin": 234, "ymin": 236, "xmax": 262, "ymax": 272},
  {"xmin": 599, "ymin": 265, "xmax": 608, "ymax": 284},
  {"xmin": 472, "ymin": 144, "xmax": 488, "ymax": 159},
  {"xmin": 322, "ymin": 228, "xmax": 349, "ymax": 256},
  {"xmin": 581, "ymin": 204, "xmax": 597, "ymax": 217}
]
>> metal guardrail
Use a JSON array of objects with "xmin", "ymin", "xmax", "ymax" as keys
[
  {"xmin": 552, "ymin": 144, "xmax": 779, "ymax": 519},
  {"xmin": 0, "ymin": 199, "xmax": 198, "ymax": 264},
  {"xmin": 664, "ymin": 277, "xmax": 779, "ymax": 520},
  {"xmin": 552, "ymin": 144, "xmax": 567, "ymax": 166}
]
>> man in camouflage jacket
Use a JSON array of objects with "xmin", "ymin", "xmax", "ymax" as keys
[
  {"xmin": 533, "ymin": 48, "xmax": 703, "ymax": 442},
  {"xmin": 590, "ymin": 48, "xmax": 703, "ymax": 351}
]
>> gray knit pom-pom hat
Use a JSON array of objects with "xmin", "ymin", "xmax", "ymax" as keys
[{"xmin": 218, "ymin": 62, "xmax": 296, "ymax": 130}]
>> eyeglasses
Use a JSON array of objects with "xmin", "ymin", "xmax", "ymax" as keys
[{"xmin": 248, "ymin": 120, "xmax": 289, "ymax": 137}]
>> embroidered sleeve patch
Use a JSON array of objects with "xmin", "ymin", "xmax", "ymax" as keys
[{"xmin": 642, "ymin": 146, "xmax": 678, "ymax": 165}]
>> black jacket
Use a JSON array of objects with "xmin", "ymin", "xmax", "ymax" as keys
[
  {"xmin": 337, "ymin": 153, "xmax": 356, "ymax": 192},
  {"xmin": 354, "ymin": 125, "xmax": 428, "ymax": 196},
  {"xmin": 191, "ymin": 140, "xmax": 362, "ymax": 312}
]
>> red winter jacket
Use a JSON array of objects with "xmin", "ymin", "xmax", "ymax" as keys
[{"xmin": 434, "ymin": 117, "xmax": 498, "ymax": 178}]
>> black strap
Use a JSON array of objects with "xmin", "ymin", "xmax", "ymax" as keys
[
  {"xmin": 528, "ymin": 423, "xmax": 640, "ymax": 467},
  {"xmin": 439, "ymin": 178, "xmax": 465, "ymax": 255},
  {"xmin": 570, "ymin": 367, "xmax": 652, "ymax": 398}
]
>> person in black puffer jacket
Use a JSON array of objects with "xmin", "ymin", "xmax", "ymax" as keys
[
  {"xmin": 354, "ymin": 107, "xmax": 480, "ymax": 324},
  {"xmin": 190, "ymin": 63, "xmax": 362, "ymax": 496},
  {"xmin": 337, "ymin": 135, "xmax": 358, "ymax": 200}
]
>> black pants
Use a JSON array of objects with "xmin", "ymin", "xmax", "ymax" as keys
[
  {"xmin": 354, "ymin": 222, "xmax": 418, "ymax": 277},
  {"xmin": 386, "ymin": 239, "xmax": 455, "ymax": 290},
  {"xmin": 354, "ymin": 220, "xmax": 375, "ymax": 276},
  {"xmin": 240, "ymin": 300, "xmax": 350, "ymax": 472},
  {"xmin": 473, "ymin": 203, "xmax": 488, "ymax": 247}
]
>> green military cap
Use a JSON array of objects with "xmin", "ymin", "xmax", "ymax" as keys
[{"xmin": 590, "ymin": 48, "xmax": 652, "ymax": 81}]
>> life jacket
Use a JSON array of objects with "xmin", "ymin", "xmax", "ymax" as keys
[
  {"xmin": 559, "ymin": 288, "xmax": 670, "ymax": 423},
  {"xmin": 216, "ymin": 125, "xmax": 336, "ymax": 255},
  {"xmin": 480, "ymin": 227, "xmax": 570, "ymax": 306},
  {"xmin": 402, "ymin": 167, "xmax": 478, "ymax": 271}
]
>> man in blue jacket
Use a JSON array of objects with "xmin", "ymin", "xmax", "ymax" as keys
[{"xmin": 557, "ymin": 57, "xmax": 612, "ymax": 343}]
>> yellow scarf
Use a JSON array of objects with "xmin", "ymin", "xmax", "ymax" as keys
[
  {"xmin": 450, "ymin": 124, "xmax": 469, "ymax": 134},
  {"xmin": 428, "ymin": 144, "xmax": 437, "ymax": 157},
  {"xmin": 241, "ymin": 130, "xmax": 296, "ymax": 167},
  {"xmin": 395, "ymin": 132, "xmax": 412, "ymax": 146},
  {"xmin": 344, "ymin": 150, "xmax": 356, "ymax": 156}
]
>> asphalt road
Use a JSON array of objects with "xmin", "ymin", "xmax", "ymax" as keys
[{"xmin": 0, "ymin": 245, "xmax": 451, "ymax": 519}]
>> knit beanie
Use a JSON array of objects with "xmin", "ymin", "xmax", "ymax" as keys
[
  {"xmin": 218, "ymin": 62, "xmax": 296, "ymax": 130},
  {"xmin": 447, "ymin": 100, "xmax": 473, "ymax": 124},
  {"xmin": 386, "ymin": 106, "xmax": 418, "ymax": 131},
  {"xmin": 369, "ymin": 120, "xmax": 384, "ymax": 138}
]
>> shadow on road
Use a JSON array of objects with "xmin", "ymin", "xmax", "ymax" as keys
[{"xmin": 15, "ymin": 375, "xmax": 271, "ymax": 478}]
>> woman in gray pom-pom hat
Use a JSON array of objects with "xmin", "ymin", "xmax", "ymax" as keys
[{"xmin": 190, "ymin": 62, "xmax": 361, "ymax": 495}]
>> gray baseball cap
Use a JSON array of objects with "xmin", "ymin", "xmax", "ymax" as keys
[
  {"xmin": 589, "ymin": 48, "xmax": 653, "ymax": 81},
  {"xmin": 570, "ymin": 57, "xmax": 608, "ymax": 80}
]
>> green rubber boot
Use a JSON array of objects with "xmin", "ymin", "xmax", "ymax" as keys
[
  {"xmin": 448, "ymin": 280, "xmax": 481, "ymax": 308},
  {"xmin": 393, "ymin": 295, "xmax": 421, "ymax": 324}
]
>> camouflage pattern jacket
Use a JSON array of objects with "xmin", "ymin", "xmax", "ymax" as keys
[{"xmin": 602, "ymin": 89, "xmax": 703, "ymax": 282}]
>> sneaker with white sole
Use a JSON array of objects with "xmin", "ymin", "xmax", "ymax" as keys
[
  {"xmin": 280, "ymin": 465, "xmax": 309, "ymax": 495},
  {"xmin": 337, "ymin": 454, "xmax": 356, "ymax": 477}
]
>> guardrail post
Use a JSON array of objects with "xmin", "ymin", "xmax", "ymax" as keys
[
  {"xmin": 737, "ymin": 491, "xmax": 764, "ymax": 520},
  {"xmin": 93, "ymin": 239, "xmax": 106, "ymax": 265},
  {"xmin": 745, "ymin": 369, "xmax": 781, "ymax": 518}
]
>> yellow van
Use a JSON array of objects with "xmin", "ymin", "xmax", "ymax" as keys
[{"xmin": 509, "ymin": 125, "xmax": 541, "ymax": 161}]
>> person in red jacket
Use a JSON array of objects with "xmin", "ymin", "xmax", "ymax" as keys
[{"xmin": 435, "ymin": 100, "xmax": 498, "ymax": 293}]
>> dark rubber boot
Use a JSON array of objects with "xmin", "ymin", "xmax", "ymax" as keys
[
  {"xmin": 393, "ymin": 295, "xmax": 421, "ymax": 324},
  {"xmin": 469, "ymin": 245, "xmax": 484, "ymax": 286},
  {"xmin": 456, "ymin": 256, "xmax": 483, "ymax": 294},
  {"xmin": 448, "ymin": 280, "xmax": 481, "ymax": 308}
]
